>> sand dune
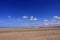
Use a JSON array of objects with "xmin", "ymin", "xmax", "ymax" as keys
[{"xmin": 0, "ymin": 28, "xmax": 60, "ymax": 40}]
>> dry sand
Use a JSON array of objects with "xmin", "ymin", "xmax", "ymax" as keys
[{"xmin": 0, "ymin": 28, "xmax": 60, "ymax": 40}]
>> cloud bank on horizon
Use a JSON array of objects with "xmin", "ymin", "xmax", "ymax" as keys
[{"xmin": 0, "ymin": 16, "xmax": 60, "ymax": 28}]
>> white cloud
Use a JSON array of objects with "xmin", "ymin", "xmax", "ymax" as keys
[
  {"xmin": 30, "ymin": 16, "xmax": 38, "ymax": 21},
  {"xmin": 44, "ymin": 23, "xmax": 49, "ymax": 26},
  {"xmin": 30, "ymin": 16, "xmax": 34, "ymax": 21},
  {"xmin": 8, "ymin": 16, "xmax": 11, "ymax": 20},
  {"xmin": 22, "ymin": 16, "xmax": 28, "ymax": 19},
  {"xmin": 53, "ymin": 16, "xmax": 60, "ymax": 24},
  {"xmin": 53, "ymin": 16, "xmax": 58, "ymax": 19},
  {"xmin": 43, "ymin": 19, "xmax": 49, "ymax": 26},
  {"xmin": 44, "ymin": 19, "xmax": 48, "ymax": 21},
  {"xmin": 49, "ymin": 16, "xmax": 60, "ymax": 26},
  {"xmin": 30, "ymin": 17, "xmax": 38, "ymax": 21},
  {"xmin": 50, "ymin": 20, "xmax": 54, "ymax": 25},
  {"xmin": 33, "ymin": 18, "xmax": 38, "ymax": 21},
  {"xmin": 8, "ymin": 16, "xmax": 11, "ymax": 18},
  {"xmin": 30, "ymin": 16, "xmax": 34, "ymax": 19},
  {"xmin": 58, "ymin": 17, "xmax": 60, "ymax": 19},
  {"xmin": 53, "ymin": 16, "xmax": 60, "ymax": 20}
]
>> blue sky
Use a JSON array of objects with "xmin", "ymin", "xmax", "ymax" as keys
[{"xmin": 0, "ymin": 0, "xmax": 60, "ymax": 28}]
